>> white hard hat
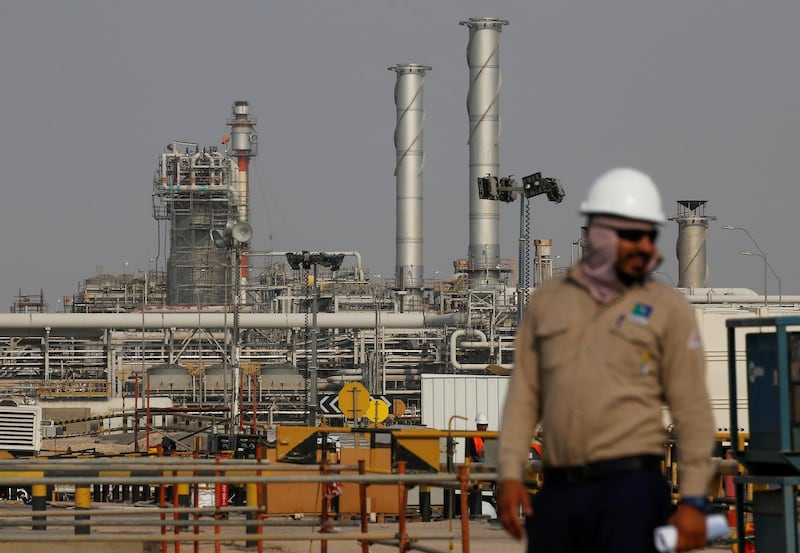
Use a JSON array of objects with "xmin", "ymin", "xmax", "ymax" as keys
[
  {"xmin": 475, "ymin": 413, "xmax": 489, "ymax": 425},
  {"xmin": 579, "ymin": 167, "xmax": 666, "ymax": 224}
]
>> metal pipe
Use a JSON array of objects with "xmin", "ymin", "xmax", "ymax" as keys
[
  {"xmin": 254, "ymin": 250, "xmax": 365, "ymax": 281},
  {"xmin": 397, "ymin": 461, "xmax": 408, "ymax": 552},
  {"xmin": 309, "ymin": 263, "xmax": 319, "ymax": 425},
  {"xmin": 0, "ymin": 532, "xmax": 456, "ymax": 544},
  {"xmin": 358, "ymin": 460, "xmax": 369, "ymax": 553},
  {"xmin": 319, "ymin": 458, "xmax": 331, "ymax": 546},
  {"xmin": 0, "ymin": 472, "xmax": 465, "ymax": 486},
  {"xmin": 0, "ymin": 311, "xmax": 466, "ymax": 331},
  {"xmin": 684, "ymin": 294, "xmax": 800, "ymax": 304},
  {"xmin": 449, "ymin": 328, "xmax": 512, "ymax": 370},
  {"xmin": 458, "ymin": 464, "xmax": 470, "ymax": 553}
]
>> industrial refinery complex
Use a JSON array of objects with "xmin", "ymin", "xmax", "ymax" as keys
[
  {"xmin": 0, "ymin": 16, "xmax": 796, "ymax": 441},
  {"xmin": 1, "ymin": 14, "xmax": 800, "ymax": 553}
]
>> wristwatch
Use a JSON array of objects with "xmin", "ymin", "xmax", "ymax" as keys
[{"xmin": 678, "ymin": 495, "xmax": 707, "ymax": 512}]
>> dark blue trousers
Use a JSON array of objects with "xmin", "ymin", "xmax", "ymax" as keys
[{"xmin": 526, "ymin": 469, "xmax": 671, "ymax": 553}]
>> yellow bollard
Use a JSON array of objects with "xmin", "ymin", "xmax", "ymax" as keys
[
  {"xmin": 74, "ymin": 484, "xmax": 91, "ymax": 535},
  {"xmin": 246, "ymin": 482, "xmax": 259, "ymax": 546},
  {"xmin": 32, "ymin": 482, "xmax": 47, "ymax": 531}
]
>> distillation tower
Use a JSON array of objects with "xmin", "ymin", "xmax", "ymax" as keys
[{"xmin": 153, "ymin": 101, "xmax": 257, "ymax": 306}]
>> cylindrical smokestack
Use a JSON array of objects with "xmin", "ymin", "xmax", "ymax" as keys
[
  {"xmin": 228, "ymin": 100, "xmax": 257, "ymax": 300},
  {"xmin": 229, "ymin": 100, "xmax": 257, "ymax": 222},
  {"xmin": 460, "ymin": 17, "xmax": 509, "ymax": 288},
  {"xmin": 389, "ymin": 64, "xmax": 431, "ymax": 311},
  {"xmin": 533, "ymin": 239, "xmax": 553, "ymax": 287},
  {"xmin": 668, "ymin": 200, "xmax": 716, "ymax": 288}
]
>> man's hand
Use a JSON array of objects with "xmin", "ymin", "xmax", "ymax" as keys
[
  {"xmin": 667, "ymin": 504, "xmax": 707, "ymax": 551},
  {"xmin": 497, "ymin": 480, "xmax": 532, "ymax": 540}
]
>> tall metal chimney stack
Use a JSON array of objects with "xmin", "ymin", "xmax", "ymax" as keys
[
  {"xmin": 533, "ymin": 239, "xmax": 554, "ymax": 287},
  {"xmin": 389, "ymin": 64, "xmax": 431, "ymax": 311},
  {"xmin": 460, "ymin": 17, "xmax": 509, "ymax": 288},
  {"xmin": 668, "ymin": 200, "xmax": 716, "ymax": 288},
  {"xmin": 228, "ymin": 100, "xmax": 257, "ymax": 298}
]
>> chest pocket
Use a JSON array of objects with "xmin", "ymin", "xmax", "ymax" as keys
[
  {"xmin": 534, "ymin": 317, "xmax": 573, "ymax": 372},
  {"xmin": 609, "ymin": 320, "xmax": 660, "ymax": 377}
]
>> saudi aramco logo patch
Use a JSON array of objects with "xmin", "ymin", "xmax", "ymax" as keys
[{"xmin": 630, "ymin": 303, "xmax": 653, "ymax": 324}]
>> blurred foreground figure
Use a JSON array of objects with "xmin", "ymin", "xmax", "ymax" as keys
[{"xmin": 497, "ymin": 167, "xmax": 715, "ymax": 553}]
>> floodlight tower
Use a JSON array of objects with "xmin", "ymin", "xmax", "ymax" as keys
[
  {"xmin": 211, "ymin": 221, "xmax": 253, "ymax": 432},
  {"xmin": 285, "ymin": 252, "xmax": 345, "ymax": 426},
  {"xmin": 477, "ymin": 173, "xmax": 565, "ymax": 320},
  {"xmin": 228, "ymin": 101, "xmax": 258, "ymax": 301}
]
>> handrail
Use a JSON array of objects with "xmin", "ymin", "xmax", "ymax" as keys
[{"xmin": 0, "ymin": 456, "xmax": 475, "ymax": 553}]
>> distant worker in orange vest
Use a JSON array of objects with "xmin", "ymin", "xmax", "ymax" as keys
[
  {"xmin": 467, "ymin": 412, "xmax": 488, "ymax": 461},
  {"xmin": 465, "ymin": 413, "xmax": 489, "ymax": 517}
]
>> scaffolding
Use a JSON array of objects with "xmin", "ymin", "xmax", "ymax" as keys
[{"xmin": 153, "ymin": 142, "xmax": 237, "ymax": 306}]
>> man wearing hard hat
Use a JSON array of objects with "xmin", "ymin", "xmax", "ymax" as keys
[
  {"xmin": 466, "ymin": 413, "xmax": 490, "ymax": 517},
  {"xmin": 467, "ymin": 412, "xmax": 489, "ymax": 462},
  {"xmin": 497, "ymin": 168, "xmax": 715, "ymax": 552}
]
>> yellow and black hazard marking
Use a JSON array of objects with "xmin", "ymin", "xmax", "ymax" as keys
[
  {"xmin": 276, "ymin": 426, "xmax": 318, "ymax": 464},
  {"xmin": 391, "ymin": 429, "xmax": 440, "ymax": 473},
  {"xmin": 276, "ymin": 426, "xmax": 350, "ymax": 464}
]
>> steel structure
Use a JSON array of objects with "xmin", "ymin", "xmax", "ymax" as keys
[{"xmin": 153, "ymin": 141, "xmax": 235, "ymax": 306}]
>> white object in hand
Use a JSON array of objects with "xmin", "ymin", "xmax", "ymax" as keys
[{"xmin": 653, "ymin": 514, "xmax": 730, "ymax": 552}]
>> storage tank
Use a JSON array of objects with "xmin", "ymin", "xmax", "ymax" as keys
[{"xmin": 147, "ymin": 364, "xmax": 191, "ymax": 392}]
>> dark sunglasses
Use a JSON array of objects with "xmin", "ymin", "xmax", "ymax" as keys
[{"xmin": 615, "ymin": 228, "xmax": 659, "ymax": 243}]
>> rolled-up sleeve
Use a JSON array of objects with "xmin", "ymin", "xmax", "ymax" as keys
[{"xmin": 660, "ymin": 301, "xmax": 715, "ymax": 496}]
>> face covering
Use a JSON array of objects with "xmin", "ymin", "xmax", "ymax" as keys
[{"xmin": 579, "ymin": 215, "xmax": 662, "ymax": 304}]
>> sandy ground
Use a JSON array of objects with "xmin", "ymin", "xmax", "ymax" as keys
[
  {"xmin": 0, "ymin": 501, "xmax": 732, "ymax": 553},
  {"xmin": 1, "ymin": 510, "xmax": 726, "ymax": 553},
  {"xmin": 221, "ymin": 519, "xmax": 729, "ymax": 553}
]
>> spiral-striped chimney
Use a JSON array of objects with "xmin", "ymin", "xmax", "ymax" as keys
[
  {"xmin": 460, "ymin": 17, "xmax": 509, "ymax": 288},
  {"xmin": 389, "ymin": 64, "xmax": 431, "ymax": 311}
]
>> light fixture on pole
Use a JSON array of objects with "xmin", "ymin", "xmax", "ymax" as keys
[
  {"xmin": 722, "ymin": 225, "xmax": 781, "ymax": 305},
  {"xmin": 477, "ymin": 172, "xmax": 565, "ymax": 323},
  {"xmin": 653, "ymin": 271, "xmax": 676, "ymax": 286},
  {"xmin": 285, "ymin": 251, "xmax": 345, "ymax": 426},
  {"xmin": 739, "ymin": 250, "xmax": 781, "ymax": 307},
  {"xmin": 211, "ymin": 220, "xmax": 253, "ymax": 433}
]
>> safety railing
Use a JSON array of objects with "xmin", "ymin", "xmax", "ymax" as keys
[
  {"xmin": 0, "ymin": 447, "xmax": 747, "ymax": 553},
  {"xmin": 0, "ymin": 455, "xmax": 481, "ymax": 553}
]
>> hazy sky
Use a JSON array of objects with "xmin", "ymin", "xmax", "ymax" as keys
[{"xmin": 1, "ymin": 1, "xmax": 798, "ymax": 308}]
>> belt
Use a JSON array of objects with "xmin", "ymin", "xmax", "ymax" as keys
[{"xmin": 543, "ymin": 454, "xmax": 662, "ymax": 484}]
